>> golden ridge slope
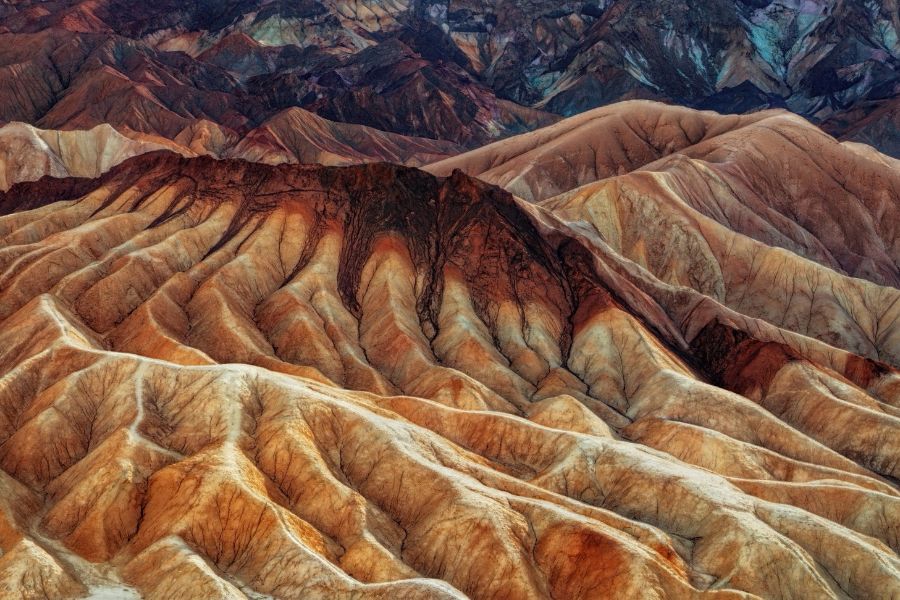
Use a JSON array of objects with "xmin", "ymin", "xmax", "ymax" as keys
[
  {"xmin": 0, "ymin": 153, "xmax": 897, "ymax": 599},
  {"xmin": 225, "ymin": 107, "xmax": 462, "ymax": 167},
  {"xmin": 426, "ymin": 101, "xmax": 772, "ymax": 202},
  {"xmin": 0, "ymin": 122, "xmax": 192, "ymax": 191},
  {"xmin": 428, "ymin": 102, "xmax": 900, "ymax": 288},
  {"xmin": 0, "ymin": 109, "xmax": 462, "ymax": 194}
]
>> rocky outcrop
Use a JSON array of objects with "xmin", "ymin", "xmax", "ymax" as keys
[
  {"xmin": 0, "ymin": 20, "xmax": 555, "ymax": 149},
  {"xmin": 824, "ymin": 96, "xmax": 900, "ymax": 159}
]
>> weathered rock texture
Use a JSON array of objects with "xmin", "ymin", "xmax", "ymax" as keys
[
  {"xmin": 0, "ymin": 140, "xmax": 898, "ymax": 598},
  {"xmin": 431, "ymin": 101, "xmax": 900, "ymax": 289},
  {"xmin": 226, "ymin": 107, "xmax": 463, "ymax": 167},
  {"xmin": 0, "ymin": 110, "xmax": 461, "ymax": 192},
  {"xmin": 0, "ymin": 1, "xmax": 898, "ymax": 154},
  {"xmin": 0, "ymin": 122, "xmax": 191, "ymax": 191}
]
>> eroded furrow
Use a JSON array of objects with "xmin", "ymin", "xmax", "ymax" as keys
[{"xmin": 0, "ymin": 154, "xmax": 897, "ymax": 599}]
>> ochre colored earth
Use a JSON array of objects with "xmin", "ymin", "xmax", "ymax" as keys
[{"xmin": 1, "ymin": 99, "xmax": 899, "ymax": 598}]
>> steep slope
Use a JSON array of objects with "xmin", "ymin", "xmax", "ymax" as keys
[
  {"xmin": 245, "ymin": 38, "xmax": 560, "ymax": 147},
  {"xmin": 0, "ymin": 152, "xmax": 898, "ymax": 599},
  {"xmin": 431, "ymin": 101, "xmax": 900, "ymax": 289},
  {"xmin": 538, "ymin": 0, "xmax": 899, "ymax": 115},
  {"xmin": 427, "ymin": 101, "xmax": 773, "ymax": 201},
  {"xmin": 1, "ymin": 1, "xmax": 898, "ymax": 154},
  {"xmin": 0, "ymin": 23, "xmax": 554, "ymax": 149},
  {"xmin": 0, "ymin": 122, "xmax": 192, "ymax": 191},
  {"xmin": 824, "ymin": 96, "xmax": 900, "ymax": 159},
  {"xmin": 0, "ymin": 28, "xmax": 252, "ymax": 139},
  {"xmin": 226, "ymin": 107, "xmax": 462, "ymax": 166},
  {"xmin": 0, "ymin": 109, "xmax": 461, "ymax": 191}
]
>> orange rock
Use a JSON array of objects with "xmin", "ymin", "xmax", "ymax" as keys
[{"xmin": 0, "ymin": 110, "xmax": 898, "ymax": 599}]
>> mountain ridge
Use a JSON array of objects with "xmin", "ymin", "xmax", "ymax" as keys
[
  {"xmin": 1, "ymin": 146, "xmax": 898, "ymax": 598},
  {"xmin": 0, "ymin": 0, "xmax": 898, "ymax": 155},
  {"xmin": 0, "ymin": 107, "xmax": 463, "ymax": 191},
  {"xmin": 0, "ymin": 4, "xmax": 898, "ymax": 599}
]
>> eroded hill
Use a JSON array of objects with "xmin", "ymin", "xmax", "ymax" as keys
[{"xmin": 0, "ymin": 150, "xmax": 898, "ymax": 599}]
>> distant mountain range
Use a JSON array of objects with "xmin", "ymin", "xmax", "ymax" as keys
[{"xmin": 1, "ymin": 0, "xmax": 898, "ymax": 154}]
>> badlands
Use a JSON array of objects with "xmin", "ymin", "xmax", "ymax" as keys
[{"xmin": 0, "ymin": 101, "xmax": 898, "ymax": 598}]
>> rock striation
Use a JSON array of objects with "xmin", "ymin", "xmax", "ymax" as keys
[
  {"xmin": 0, "ymin": 122, "xmax": 190, "ymax": 191},
  {"xmin": 0, "ymin": 108, "xmax": 462, "ymax": 193},
  {"xmin": 431, "ymin": 101, "xmax": 900, "ymax": 289},
  {"xmin": 0, "ymin": 1, "xmax": 898, "ymax": 154},
  {"xmin": 0, "ymin": 144, "xmax": 898, "ymax": 598}
]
